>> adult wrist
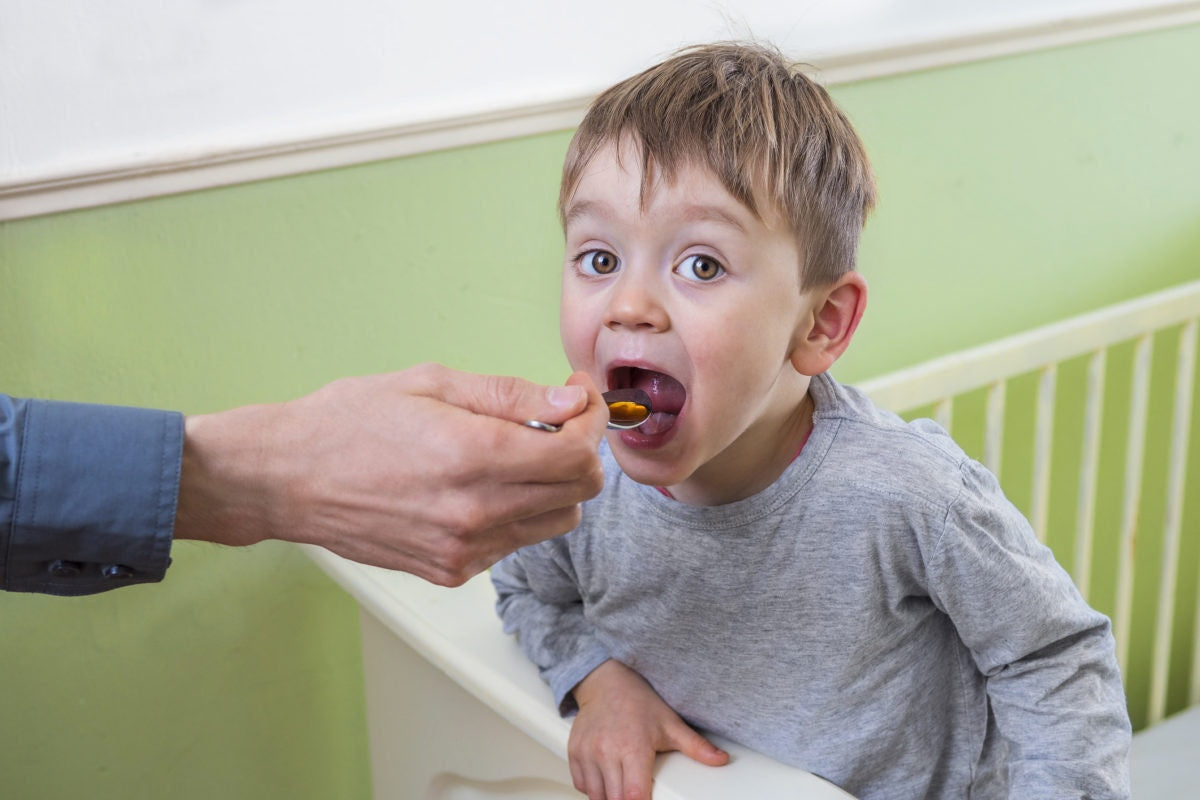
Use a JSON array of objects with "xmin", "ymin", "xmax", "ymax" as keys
[{"xmin": 174, "ymin": 404, "xmax": 277, "ymax": 547}]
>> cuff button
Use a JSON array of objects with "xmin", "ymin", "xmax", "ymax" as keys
[
  {"xmin": 48, "ymin": 559, "xmax": 84, "ymax": 577},
  {"xmin": 101, "ymin": 564, "xmax": 135, "ymax": 580}
]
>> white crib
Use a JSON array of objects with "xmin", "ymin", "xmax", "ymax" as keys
[{"xmin": 309, "ymin": 278, "xmax": 1200, "ymax": 799}]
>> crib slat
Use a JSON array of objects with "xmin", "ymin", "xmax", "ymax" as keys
[
  {"xmin": 1114, "ymin": 333, "xmax": 1154, "ymax": 677},
  {"xmin": 984, "ymin": 381, "xmax": 1005, "ymax": 478},
  {"xmin": 1149, "ymin": 320, "xmax": 1197, "ymax": 724},
  {"xmin": 1030, "ymin": 365, "xmax": 1057, "ymax": 543},
  {"xmin": 1074, "ymin": 349, "xmax": 1106, "ymax": 601},
  {"xmin": 933, "ymin": 397, "xmax": 953, "ymax": 433}
]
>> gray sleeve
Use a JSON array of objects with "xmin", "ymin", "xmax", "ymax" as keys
[
  {"xmin": 927, "ymin": 459, "xmax": 1131, "ymax": 799},
  {"xmin": 491, "ymin": 545, "xmax": 611, "ymax": 714}
]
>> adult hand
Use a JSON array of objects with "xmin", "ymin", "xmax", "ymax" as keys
[{"xmin": 174, "ymin": 364, "xmax": 607, "ymax": 585}]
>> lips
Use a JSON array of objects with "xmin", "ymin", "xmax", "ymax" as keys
[{"xmin": 609, "ymin": 366, "xmax": 686, "ymax": 437}]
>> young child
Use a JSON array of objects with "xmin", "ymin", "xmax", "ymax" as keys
[{"xmin": 492, "ymin": 42, "xmax": 1131, "ymax": 800}]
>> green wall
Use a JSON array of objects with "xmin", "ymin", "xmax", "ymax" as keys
[{"xmin": 2, "ymin": 24, "xmax": 1198, "ymax": 797}]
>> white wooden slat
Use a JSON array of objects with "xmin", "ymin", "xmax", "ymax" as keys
[
  {"xmin": 934, "ymin": 397, "xmax": 953, "ymax": 433},
  {"xmin": 1114, "ymin": 333, "xmax": 1154, "ymax": 678},
  {"xmin": 1074, "ymin": 348, "xmax": 1107, "ymax": 601},
  {"xmin": 1030, "ymin": 364, "xmax": 1057, "ymax": 543},
  {"xmin": 984, "ymin": 381, "xmax": 1006, "ymax": 478},
  {"xmin": 1149, "ymin": 319, "xmax": 1198, "ymax": 724}
]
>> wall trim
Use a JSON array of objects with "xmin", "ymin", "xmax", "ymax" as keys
[{"xmin": 3, "ymin": 4, "xmax": 1198, "ymax": 222}]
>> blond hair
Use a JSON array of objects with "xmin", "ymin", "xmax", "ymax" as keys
[{"xmin": 559, "ymin": 42, "xmax": 876, "ymax": 286}]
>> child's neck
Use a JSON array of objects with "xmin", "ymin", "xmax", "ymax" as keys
[{"xmin": 660, "ymin": 389, "xmax": 816, "ymax": 506}]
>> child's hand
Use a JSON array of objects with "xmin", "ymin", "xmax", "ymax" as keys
[{"xmin": 568, "ymin": 660, "xmax": 729, "ymax": 800}]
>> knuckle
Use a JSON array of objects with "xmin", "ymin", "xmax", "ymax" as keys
[
  {"xmin": 447, "ymin": 495, "xmax": 491, "ymax": 537},
  {"xmin": 559, "ymin": 504, "xmax": 584, "ymax": 534},
  {"xmin": 563, "ymin": 442, "xmax": 604, "ymax": 482},
  {"xmin": 483, "ymin": 371, "xmax": 530, "ymax": 409},
  {"xmin": 405, "ymin": 362, "xmax": 446, "ymax": 394},
  {"xmin": 431, "ymin": 567, "xmax": 471, "ymax": 588},
  {"xmin": 582, "ymin": 461, "xmax": 605, "ymax": 497},
  {"xmin": 439, "ymin": 438, "xmax": 487, "ymax": 485},
  {"xmin": 437, "ymin": 527, "xmax": 479, "ymax": 567}
]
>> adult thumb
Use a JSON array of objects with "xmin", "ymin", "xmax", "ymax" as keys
[{"xmin": 428, "ymin": 367, "xmax": 593, "ymax": 426}]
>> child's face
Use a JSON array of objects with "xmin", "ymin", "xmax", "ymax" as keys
[{"xmin": 560, "ymin": 139, "xmax": 822, "ymax": 504}]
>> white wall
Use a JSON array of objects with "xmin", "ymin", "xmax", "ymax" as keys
[{"xmin": 2, "ymin": 0, "xmax": 1197, "ymax": 218}]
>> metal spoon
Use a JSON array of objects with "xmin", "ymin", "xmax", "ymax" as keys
[{"xmin": 525, "ymin": 388, "xmax": 652, "ymax": 432}]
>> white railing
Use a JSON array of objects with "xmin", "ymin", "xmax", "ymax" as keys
[{"xmin": 858, "ymin": 279, "xmax": 1200, "ymax": 727}]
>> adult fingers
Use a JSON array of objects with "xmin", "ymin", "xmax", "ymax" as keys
[
  {"xmin": 408, "ymin": 363, "xmax": 600, "ymax": 428},
  {"xmin": 319, "ymin": 501, "xmax": 584, "ymax": 587},
  {"xmin": 427, "ymin": 504, "xmax": 587, "ymax": 585},
  {"xmin": 460, "ymin": 503, "xmax": 585, "ymax": 568},
  {"xmin": 421, "ymin": 376, "xmax": 603, "ymax": 492}
]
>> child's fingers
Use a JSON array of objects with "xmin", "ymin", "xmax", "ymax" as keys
[
  {"xmin": 569, "ymin": 755, "xmax": 605, "ymax": 800},
  {"xmin": 605, "ymin": 762, "xmax": 625, "ymax": 800},
  {"xmin": 665, "ymin": 722, "xmax": 730, "ymax": 767},
  {"xmin": 620, "ymin": 750, "xmax": 656, "ymax": 800}
]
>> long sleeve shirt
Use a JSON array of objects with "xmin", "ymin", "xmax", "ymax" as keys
[
  {"xmin": 1, "ymin": 394, "xmax": 181, "ymax": 595},
  {"xmin": 492, "ymin": 372, "xmax": 1132, "ymax": 799}
]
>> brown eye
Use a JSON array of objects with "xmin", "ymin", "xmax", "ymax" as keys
[
  {"xmin": 677, "ymin": 254, "xmax": 725, "ymax": 282},
  {"xmin": 580, "ymin": 250, "xmax": 620, "ymax": 275}
]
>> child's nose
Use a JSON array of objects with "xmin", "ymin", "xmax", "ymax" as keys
[{"xmin": 604, "ymin": 270, "xmax": 670, "ymax": 333}]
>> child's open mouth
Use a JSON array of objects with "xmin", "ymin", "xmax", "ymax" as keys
[{"xmin": 609, "ymin": 366, "xmax": 686, "ymax": 437}]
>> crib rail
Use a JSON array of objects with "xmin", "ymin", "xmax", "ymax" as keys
[{"xmin": 858, "ymin": 279, "xmax": 1200, "ymax": 728}]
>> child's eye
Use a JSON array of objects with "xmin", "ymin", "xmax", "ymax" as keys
[
  {"xmin": 676, "ymin": 254, "xmax": 725, "ymax": 282},
  {"xmin": 578, "ymin": 250, "xmax": 620, "ymax": 276}
]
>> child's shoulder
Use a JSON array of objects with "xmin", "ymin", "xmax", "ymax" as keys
[
  {"xmin": 813, "ymin": 373, "xmax": 966, "ymax": 459},
  {"xmin": 810, "ymin": 373, "xmax": 985, "ymax": 509}
]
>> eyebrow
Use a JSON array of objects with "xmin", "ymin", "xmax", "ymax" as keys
[
  {"xmin": 563, "ymin": 199, "xmax": 610, "ymax": 228},
  {"xmin": 677, "ymin": 203, "xmax": 749, "ymax": 234},
  {"xmin": 563, "ymin": 199, "xmax": 750, "ymax": 233}
]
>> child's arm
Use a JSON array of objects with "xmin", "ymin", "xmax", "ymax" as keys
[
  {"xmin": 492, "ymin": 546, "xmax": 612, "ymax": 713},
  {"xmin": 932, "ymin": 461, "xmax": 1131, "ymax": 798},
  {"xmin": 493, "ymin": 544, "xmax": 729, "ymax": 798},
  {"xmin": 569, "ymin": 660, "xmax": 729, "ymax": 800}
]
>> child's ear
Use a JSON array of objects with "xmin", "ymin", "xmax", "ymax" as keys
[{"xmin": 789, "ymin": 271, "xmax": 868, "ymax": 376}]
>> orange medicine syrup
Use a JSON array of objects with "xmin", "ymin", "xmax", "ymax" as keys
[{"xmin": 607, "ymin": 399, "xmax": 651, "ymax": 426}]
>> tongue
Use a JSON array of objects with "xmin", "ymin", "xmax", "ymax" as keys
[
  {"xmin": 629, "ymin": 370, "xmax": 685, "ymax": 432},
  {"xmin": 637, "ymin": 410, "xmax": 678, "ymax": 436},
  {"xmin": 631, "ymin": 370, "xmax": 685, "ymax": 412}
]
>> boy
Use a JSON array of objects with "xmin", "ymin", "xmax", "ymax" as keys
[{"xmin": 492, "ymin": 42, "xmax": 1131, "ymax": 799}]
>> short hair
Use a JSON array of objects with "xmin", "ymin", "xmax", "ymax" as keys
[{"xmin": 559, "ymin": 42, "xmax": 876, "ymax": 287}]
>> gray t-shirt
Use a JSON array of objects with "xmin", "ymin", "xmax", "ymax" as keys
[{"xmin": 492, "ymin": 372, "xmax": 1131, "ymax": 799}]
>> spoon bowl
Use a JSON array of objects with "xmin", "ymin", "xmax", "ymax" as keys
[
  {"xmin": 524, "ymin": 388, "xmax": 653, "ymax": 432},
  {"xmin": 601, "ymin": 388, "xmax": 653, "ymax": 429}
]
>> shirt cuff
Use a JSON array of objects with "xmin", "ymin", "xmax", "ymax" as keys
[
  {"xmin": 549, "ymin": 642, "xmax": 613, "ymax": 716},
  {"xmin": 3, "ymin": 399, "xmax": 183, "ymax": 595}
]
